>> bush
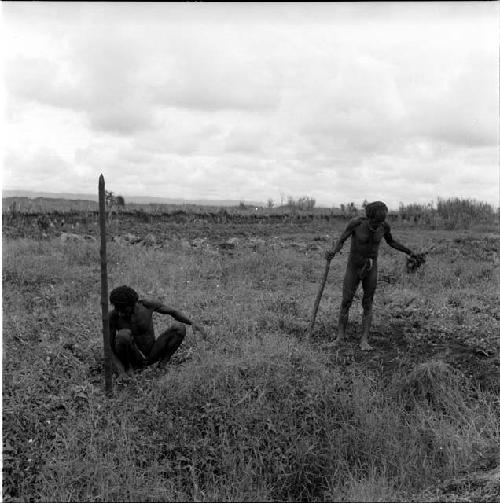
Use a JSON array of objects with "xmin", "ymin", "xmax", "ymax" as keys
[{"xmin": 437, "ymin": 198, "xmax": 495, "ymax": 229}]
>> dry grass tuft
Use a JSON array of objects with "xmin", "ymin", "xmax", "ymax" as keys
[{"xmin": 396, "ymin": 359, "xmax": 469, "ymax": 414}]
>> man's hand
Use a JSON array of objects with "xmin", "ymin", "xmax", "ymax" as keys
[
  {"xmin": 324, "ymin": 249, "xmax": 336, "ymax": 261},
  {"xmin": 192, "ymin": 323, "xmax": 208, "ymax": 340},
  {"xmin": 406, "ymin": 251, "xmax": 427, "ymax": 273},
  {"xmin": 409, "ymin": 251, "xmax": 425, "ymax": 260}
]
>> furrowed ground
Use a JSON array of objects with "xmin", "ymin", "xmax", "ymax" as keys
[{"xmin": 3, "ymin": 216, "xmax": 500, "ymax": 502}]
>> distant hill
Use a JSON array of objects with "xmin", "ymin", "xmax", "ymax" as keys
[
  {"xmin": 3, "ymin": 190, "xmax": 99, "ymax": 201},
  {"xmin": 2, "ymin": 190, "xmax": 262, "ymax": 207},
  {"xmin": 2, "ymin": 197, "xmax": 98, "ymax": 213}
]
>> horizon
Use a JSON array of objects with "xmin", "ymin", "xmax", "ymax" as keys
[{"xmin": 3, "ymin": 188, "xmax": 497, "ymax": 212}]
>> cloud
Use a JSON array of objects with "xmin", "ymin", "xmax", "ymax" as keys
[
  {"xmin": 225, "ymin": 120, "xmax": 270, "ymax": 155},
  {"xmin": 5, "ymin": 15, "xmax": 160, "ymax": 135},
  {"xmin": 130, "ymin": 112, "xmax": 226, "ymax": 157},
  {"xmin": 4, "ymin": 149, "xmax": 74, "ymax": 191},
  {"xmin": 2, "ymin": 2, "xmax": 498, "ymax": 207},
  {"xmin": 408, "ymin": 50, "xmax": 498, "ymax": 148},
  {"xmin": 70, "ymin": 28, "xmax": 160, "ymax": 134},
  {"xmin": 149, "ymin": 24, "xmax": 283, "ymax": 112}
]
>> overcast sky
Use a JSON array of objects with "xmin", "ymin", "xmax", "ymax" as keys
[{"xmin": 2, "ymin": 2, "xmax": 499, "ymax": 208}]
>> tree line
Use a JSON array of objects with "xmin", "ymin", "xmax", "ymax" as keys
[{"xmin": 3, "ymin": 194, "xmax": 497, "ymax": 230}]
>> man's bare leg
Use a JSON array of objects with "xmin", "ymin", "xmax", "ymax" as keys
[
  {"xmin": 334, "ymin": 265, "xmax": 359, "ymax": 346},
  {"xmin": 112, "ymin": 353, "xmax": 127, "ymax": 376},
  {"xmin": 360, "ymin": 306, "xmax": 374, "ymax": 351},
  {"xmin": 360, "ymin": 267, "xmax": 377, "ymax": 351},
  {"xmin": 115, "ymin": 329, "xmax": 134, "ymax": 374},
  {"xmin": 115, "ymin": 329, "xmax": 145, "ymax": 375},
  {"xmin": 336, "ymin": 305, "xmax": 349, "ymax": 346},
  {"xmin": 148, "ymin": 323, "xmax": 186, "ymax": 366}
]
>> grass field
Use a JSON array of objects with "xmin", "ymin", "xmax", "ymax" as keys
[{"xmin": 3, "ymin": 217, "xmax": 500, "ymax": 501}]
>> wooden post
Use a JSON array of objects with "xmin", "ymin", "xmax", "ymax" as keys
[{"xmin": 99, "ymin": 175, "xmax": 113, "ymax": 396}]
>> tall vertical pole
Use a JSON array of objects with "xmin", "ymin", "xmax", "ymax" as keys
[{"xmin": 99, "ymin": 175, "xmax": 113, "ymax": 396}]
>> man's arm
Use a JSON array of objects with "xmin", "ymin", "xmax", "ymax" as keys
[
  {"xmin": 325, "ymin": 217, "xmax": 362, "ymax": 260},
  {"xmin": 141, "ymin": 299, "xmax": 208, "ymax": 338},
  {"xmin": 142, "ymin": 299, "xmax": 193, "ymax": 323},
  {"xmin": 383, "ymin": 223, "xmax": 414, "ymax": 255}
]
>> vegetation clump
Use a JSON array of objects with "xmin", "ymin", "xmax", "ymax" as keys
[{"xmin": 396, "ymin": 359, "xmax": 469, "ymax": 413}]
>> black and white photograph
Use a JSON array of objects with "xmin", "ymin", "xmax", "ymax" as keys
[{"xmin": 2, "ymin": 2, "xmax": 499, "ymax": 501}]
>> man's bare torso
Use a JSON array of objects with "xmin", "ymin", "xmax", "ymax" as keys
[
  {"xmin": 348, "ymin": 217, "xmax": 388, "ymax": 266},
  {"xmin": 110, "ymin": 301, "xmax": 156, "ymax": 355}
]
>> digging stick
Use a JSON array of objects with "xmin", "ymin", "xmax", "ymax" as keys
[
  {"xmin": 308, "ymin": 257, "xmax": 332, "ymax": 338},
  {"xmin": 99, "ymin": 174, "xmax": 113, "ymax": 397}
]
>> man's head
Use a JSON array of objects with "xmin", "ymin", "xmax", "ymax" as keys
[
  {"xmin": 110, "ymin": 285, "xmax": 138, "ymax": 317},
  {"xmin": 365, "ymin": 201, "xmax": 388, "ymax": 227}
]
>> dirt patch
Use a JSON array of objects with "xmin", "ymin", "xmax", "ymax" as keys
[{"xmin": 315, "ymin": 322, "xmax": 500, "ymax": 393}]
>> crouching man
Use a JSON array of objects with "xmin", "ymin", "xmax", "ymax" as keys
[{"xmin": 109, "ymin": 285, "xmax": 208, "ymax": 376}]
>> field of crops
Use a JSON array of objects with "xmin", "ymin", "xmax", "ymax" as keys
[{"xmin": 3, "ymin": 213, "xmax": 500, "ymax": 501}]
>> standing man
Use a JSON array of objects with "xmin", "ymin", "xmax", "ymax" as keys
[
  {"xmin": 324, "ymin": 201, "xmax": 417, "ymax": 351},
  {"xmin": 108, "ymin": 285, "xmax": 208, "ymax": 376}
]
